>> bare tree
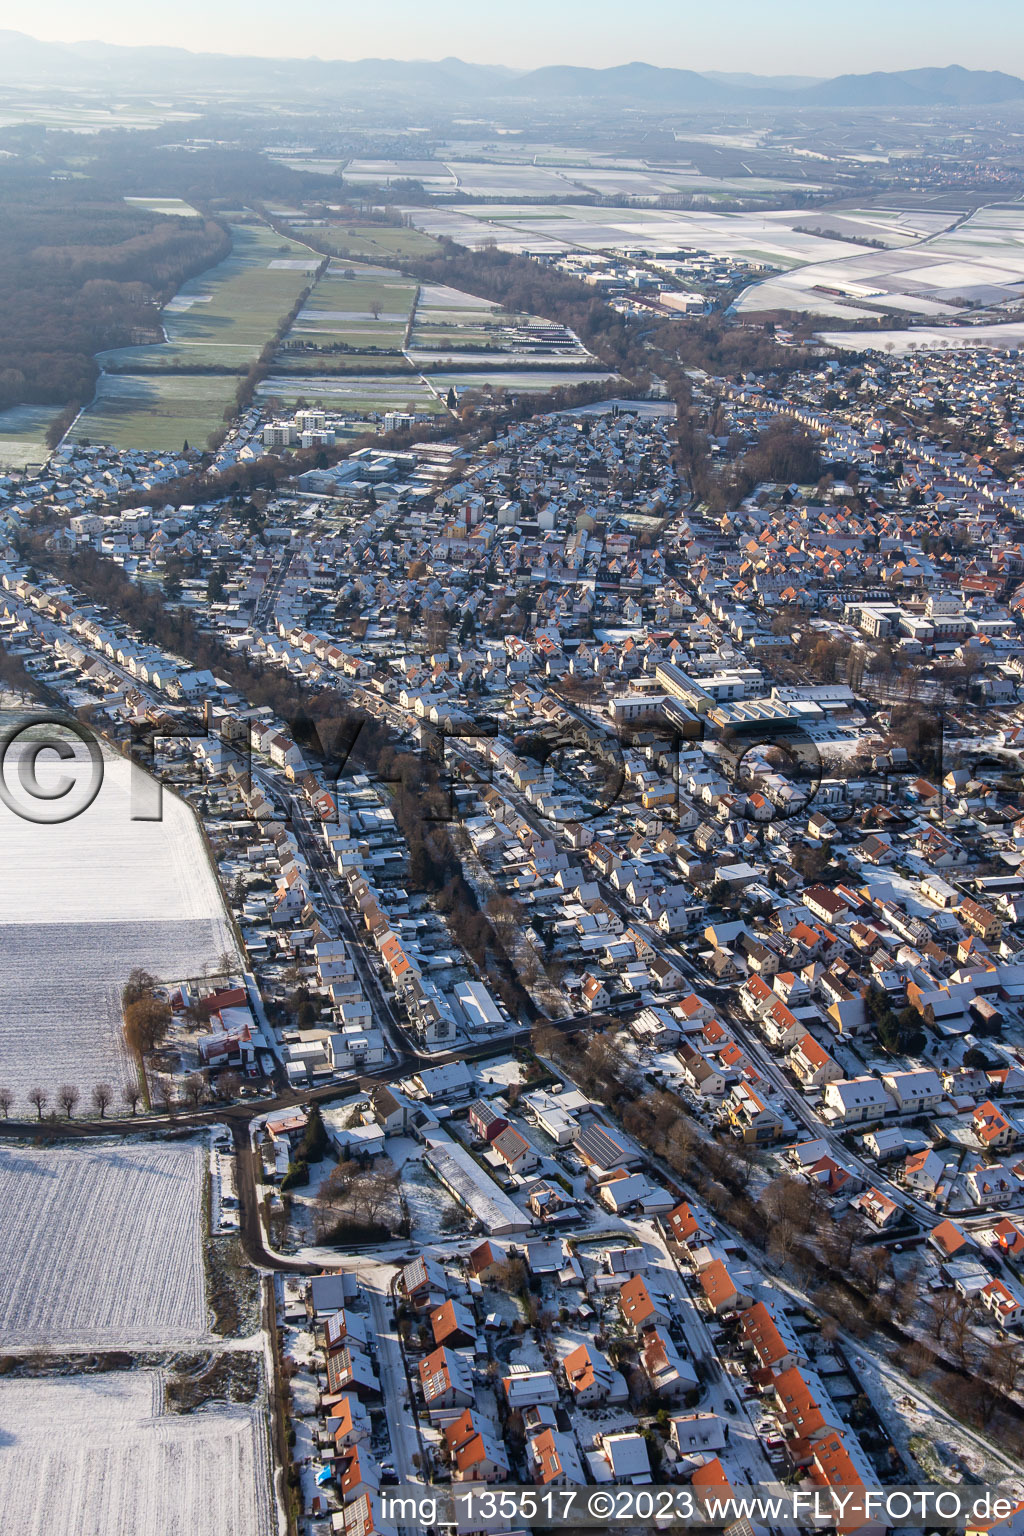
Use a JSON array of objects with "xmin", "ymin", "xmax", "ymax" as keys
[
  {"xmin": 853, "ymin": 1245, "xmax": 891, "ymax": 1290},
  {"xmin": 0, "ymin": 1086, "xmax": 12, "ymax": 1119},
  {"xmin": 122, "ymin": 1080, "xmax": 144, "ymax": 1116},
  {"xmin": 123, "ymin": 994, "xmax": 172, "ymax": 1056},
  {"xmin": 183, "ymin": 1074, "xmax": 206, "ymax": 1111},
  {"xmin": 893, "ymin": 1259, "xmax": 921, "ymax": 1325},
  {"xmin": 122, "ymin": 968, "xmax": 157, "ymax": 1005},
  {"xmin": 990, "ymin": 1342, "xmax": 1024, "ymax": 1396},
  {"xmin": 929, "ymin": 1289, "xmax": 955, "ymax": 1345},
  {"xmin": 819, "ymin": 1316, "xmax": 840, "ymax": 1346},
  {"xmin": 57, "ymin": 1084, "xmax": 80, "ymax": 1119},
  {"xmin": 153, "ymin": 1077, "xmax": 178, "ymax": 1118},
  {"xmin": 768, "ymin": 1216, "xmax": 799, "ymax": 1267},
  {"xmin": 948, "ymin": 1295, "xmax": 976, "ymax": 1369},
  {"xmin": 27, "ymin": 1087, "xmax": 48, "ymax": 1120},
  {"xmin": 903, "ymin": 1341, "xmax": 934, "ymax": 1380},
  {"xmin": 91, "ymin": 1083, "xmax": 114, "ymax": 1120},
  {"xmin": 824, "ymin": 1214, "xmax": 859, "ymax": 1271},
  {"xmin": 219, "ymin": 1071, "xmax": 242, "ymax": 1101}
]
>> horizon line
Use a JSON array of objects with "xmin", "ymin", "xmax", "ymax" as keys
[{"xmin": 0, "ymin": 31, "xmax": 1010, "ymax": 79}]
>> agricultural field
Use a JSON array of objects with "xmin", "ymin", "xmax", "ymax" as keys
[
  {"xmin": 0, "ymin": 405, "xmax": 61, "ymax": 469},
  {"xmin": 258, "ymin": 370, "xmax": 445, "ymax": 413},
  {"xmin": 0, "ymin": 1142, "xmax": 207, "ymax": 1347},
  {"xmin": 0, "ymin": 742, "xmax": 235, "ymax": 927},
  {"xmin": 0, "ymin": 739, "xmax": 237, "ymax": 1101},
  {"xmin": 338, "ymin": 157, "xmax": 459, "ymax": 192},
  {"xmin": 735, "ymin": 202, "xmax": 1024, "ymax": 322},
  {"xmin": 123, "ymin": 195, "xmax": 202, "ymax": 220},
  {"xmin": 402, "ymin": 200, "xmax": 866, "ymax": 261},
  {"xmin": 342, "ymin": 155, "xmax": 813, "ymax": 202},
  {"xmin": 427, "ymin": 367, "xmax": 619, "ymax": 395},
  {"xmin": 318, "ymin": 222, "xmax": 441, "ymax": 262},
  {"xmin": 95, "ymin": 223, "xmax": 322, "ymax": 372},
  {"xmin": 0, "ymin": 1372, "xmax": 273, "ymax": 1536},
  {"xmin": 71, "ymin": 221, "xmax": 324, "ymax": 450},
  {"xmin": 819, "ymin": 320, "xmax": 1024, "ymax": 354},
  {"xmin": 276, "ymin": 261, "xmax": 418, "ymax": 362},
  {"xmin": 69, "ymin": 373, "xmax": 239, "ymax": 454},
  {"xmin": 0, "ymin": 99, "xmax": 199, "ymax": 132},
  {"xmin": 268, "ymin": 255, "xmax": 607, "ymax": 415}
]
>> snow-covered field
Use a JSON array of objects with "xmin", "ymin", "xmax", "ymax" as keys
[
  {"xmin": 0, "ymin": 1142, "xmax": 208, "ymax": 1347},
  {"xmin": 0, "ymin": 919, "xmax": 231, "ymax": 1108},
  {"xmin": 0, "ymin": 743, "xmax": 232, "ymax": 925},
  {"xmin": 0, "ymin": 1372, "xmax": 273, "ymax": 1536},
  {"xmin": 818, "ymin": 321, "xmax": 1024, "ymax": 354},
  {"xmin": 0, "ymin": 741, "xmax": 237, "ymax": 1102},
  {"xmin": 736, "ymin": 203, "xmax": 1024, "ymax": 322}
]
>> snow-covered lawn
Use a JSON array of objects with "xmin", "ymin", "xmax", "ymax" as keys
[
  {"xmin": 0, "ymin": 746, "xmax": 237, "ymax": 1102},
  {"xmin": 0, "ymin": 1142, "xmax": 209, "ymax": 1347},
  {"xmin": 0, "ymin": 1371, "xmax": 273, "ymax": 1536},
  {"xmin": 476, "ymin": 1056, "xmax": 527, "ymax": 1090}
]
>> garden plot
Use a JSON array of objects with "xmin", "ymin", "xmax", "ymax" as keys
[
  {"xmin": 0, "ymin": 1142, "xmax": 208, "ymax": 1347},
  {"xmin": 0, "ymin": 740, "xmax": 237, "ymax": 1101},
  {"xmin": 400, "ymin": 1151, "xmax": 468, "ymax": 1241},
  {"xmin": 0, "ymin": 1372, "xmax": 273, "ymax": 1536},
  {"xmin": 409, "ymin": 282, "xmax": 595, "ymax": 371}
]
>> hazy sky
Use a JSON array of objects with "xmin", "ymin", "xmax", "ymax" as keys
[{"xmin": 3, "ymin": 0, "xmax": 1022, "ymax": 76}]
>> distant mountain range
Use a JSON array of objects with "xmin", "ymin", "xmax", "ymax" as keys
[{"xmin": 1, "ymin": 32, "xmax": 1023, "ymax": 111}]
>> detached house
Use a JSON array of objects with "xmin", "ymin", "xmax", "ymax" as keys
[
  {"xmin": 618, "ymin": 1275, "xmax": 670, "ymax": 1333},
  {"xmin": 822, "ymin": 1076, "xmax": 891, "ymax": 1125},
  {"xmin": 789, "ymin": 1033, "xmax": 842, "ymax": 1089},
  {"xmin": 492, "ymin": 1124, "xmax": 540, "ymax": 1176},
  {"xmin": 419, "ymin": 1347, "xmax": 475, "ymax": 1411},
  {"xmin": 981, "ymin": 1278, "xmax": 1024, "ymax": 1330},
  {"xmin": 974, "ymin": 1101, "xmax": 1017, "ymax": 1150},
  {"xmin": 561, "ymin": 1341, "xmax": 628, "ymax": 1406},
  {"xmin": 444, "ymin": 1409, "xmax": 510, "ymax": 1484}
]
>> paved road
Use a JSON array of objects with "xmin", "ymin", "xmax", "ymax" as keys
[{"xmin": 367, "ymin": 1281, "xmax": 423, "ymax": 1484}]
